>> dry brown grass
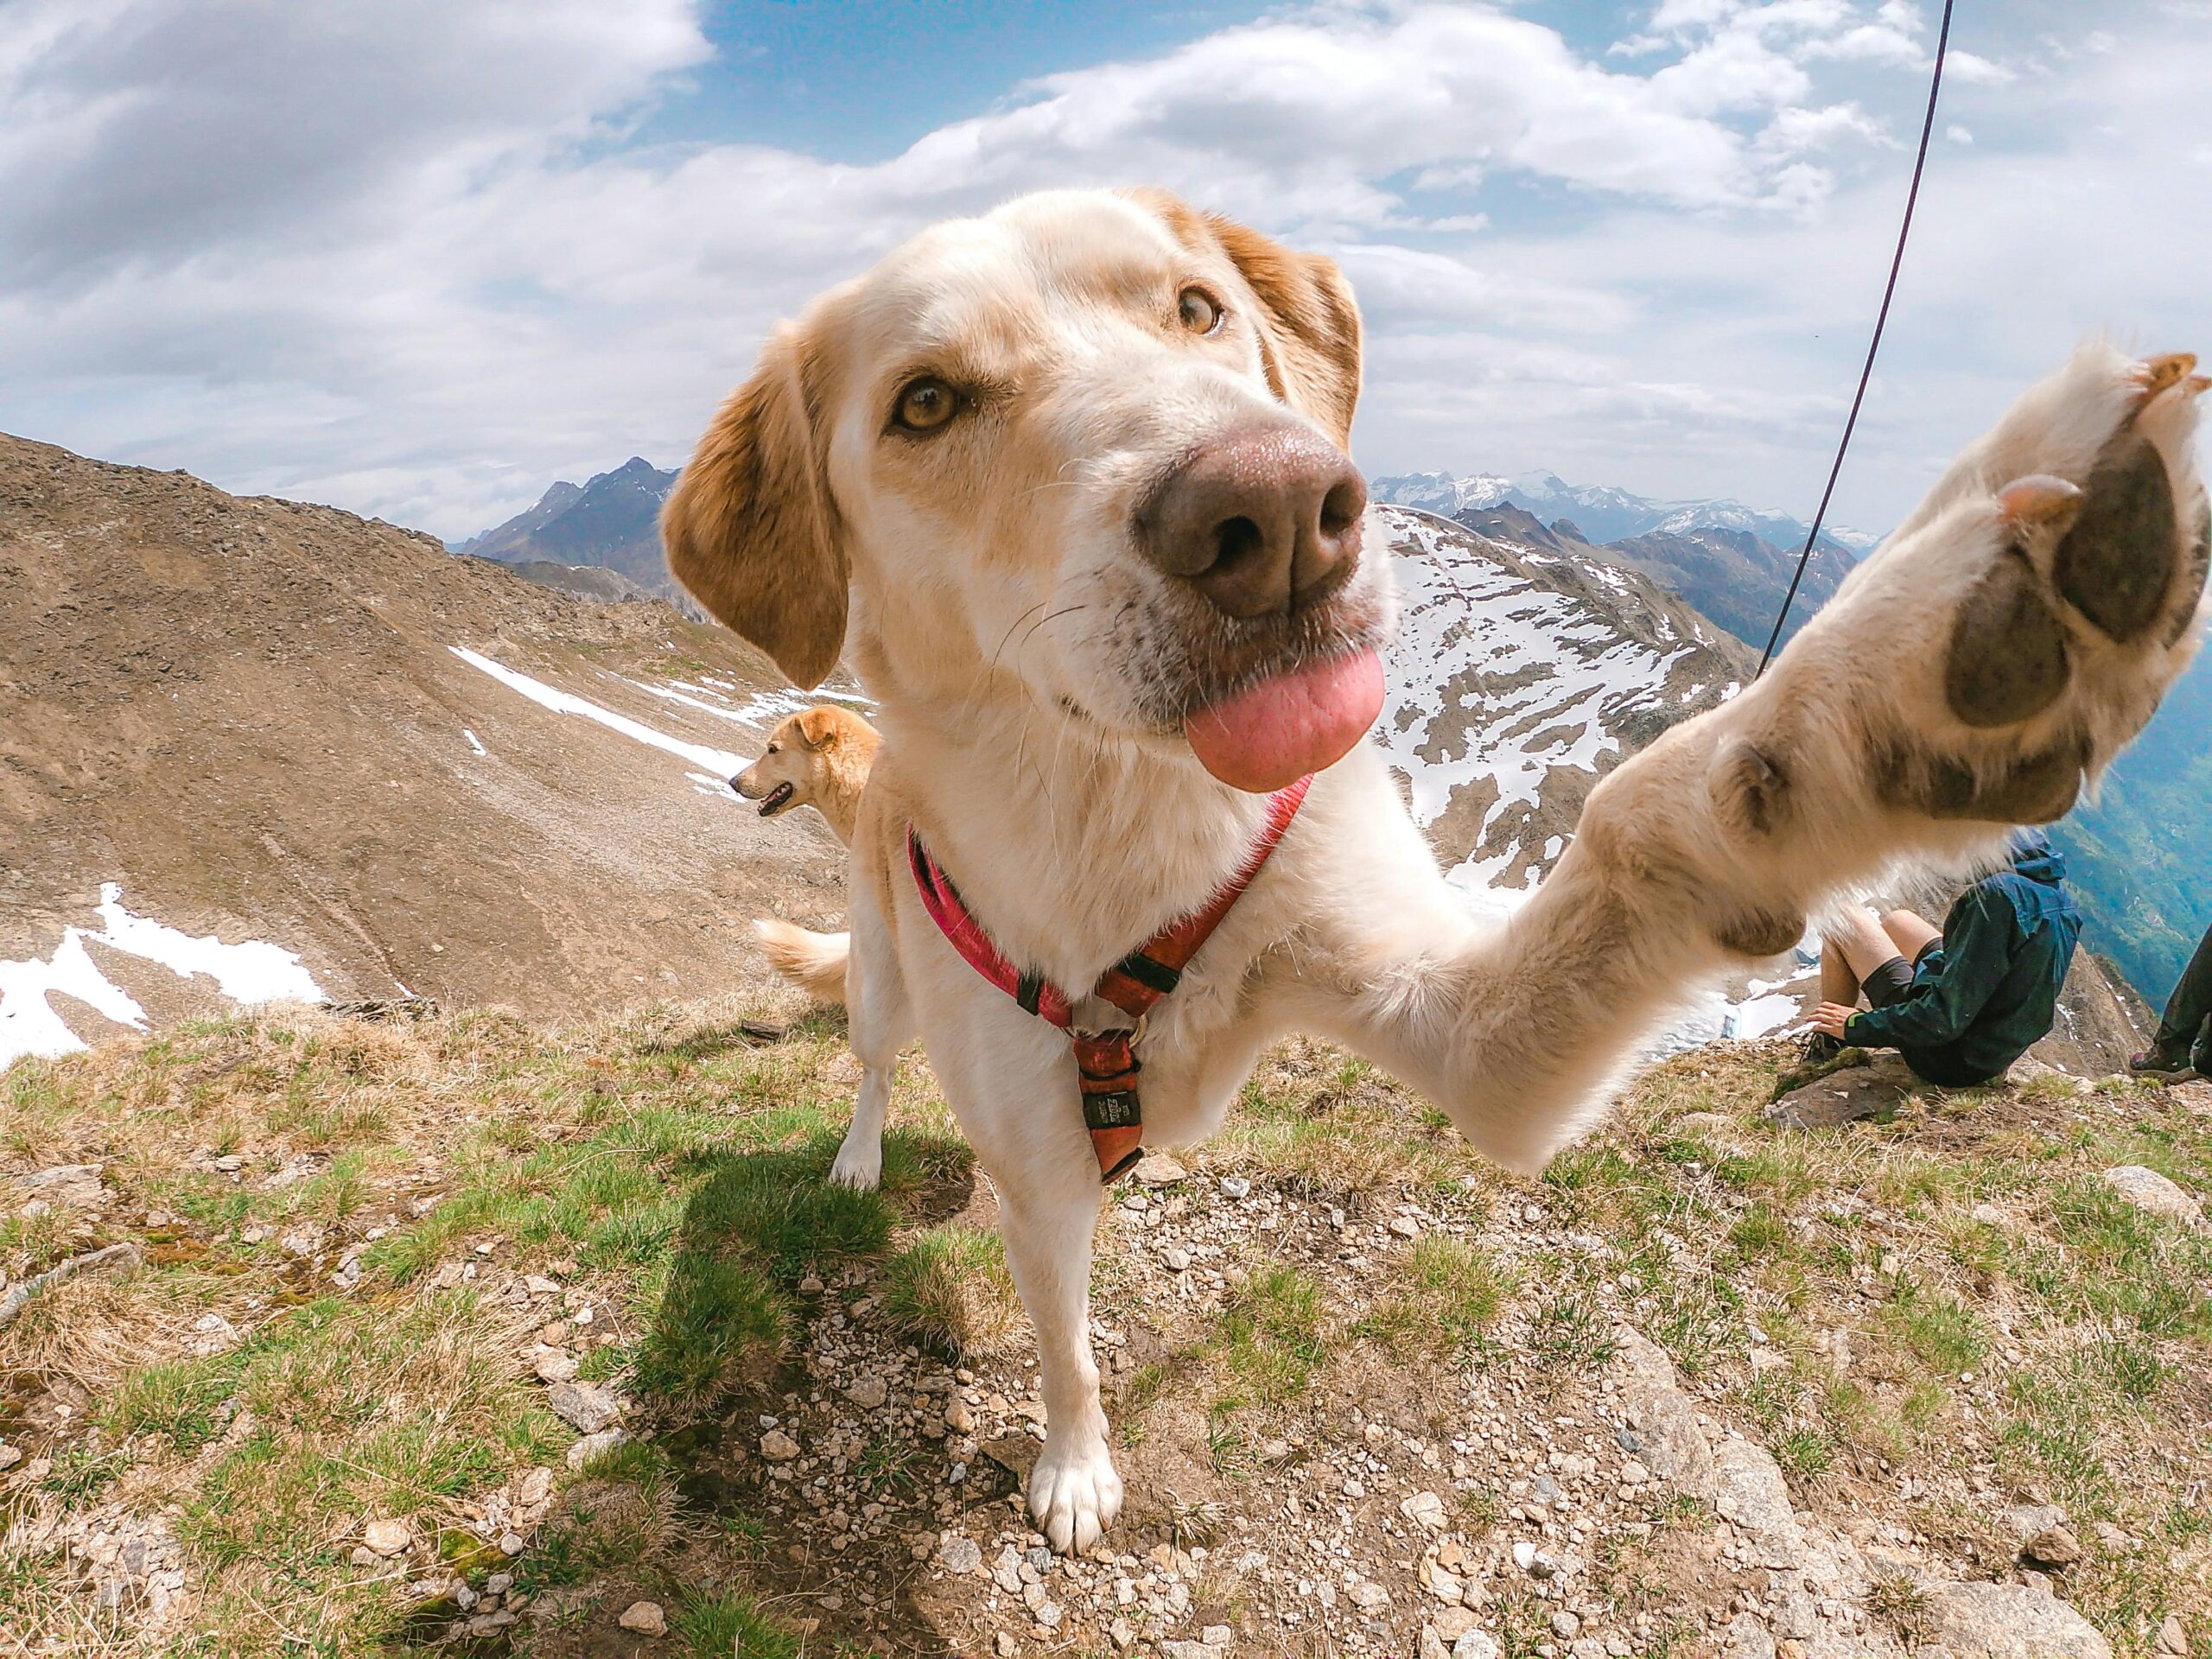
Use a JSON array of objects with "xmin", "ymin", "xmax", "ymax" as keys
[{"xmin": 4, "ymin": 1008, "xmax": 2209, "ymax": 1656}]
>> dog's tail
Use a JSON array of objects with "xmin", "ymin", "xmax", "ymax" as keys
[{"xmin": 753, "ymin": 918, "xmax": 849, "ymax": 1003}]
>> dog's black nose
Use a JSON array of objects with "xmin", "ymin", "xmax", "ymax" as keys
[{"xmin": 1137, "ymin": 423, "xmax": 1366, "ymax": 617}]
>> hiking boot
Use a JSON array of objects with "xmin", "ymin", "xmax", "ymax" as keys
[{"xmin": 2128, "ymin": 1048, "xmax": 2196, "ymax": 1081}]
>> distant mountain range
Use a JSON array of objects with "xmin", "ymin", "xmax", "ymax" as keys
[
  {"xmin": 1372, "ymin": 469, "xmax": 1872, "ymax": 652},
  {"xmin": 459, "ymin": 457, "xmax": 1873, "ymax": 652},
  {"xmin": 2051, "ymin": 658, "xmax": 2212, "ymax": 1007},
  {"xmin": 1372, "ymin": 467, "xmax": 1878, "ymax": 556},
  {"xmin": 455, "ymin": 456, "xmax": 682, "ymax": 599}
]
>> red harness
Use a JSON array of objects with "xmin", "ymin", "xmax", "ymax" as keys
[{"xmin": 908, "ymin": 776, "xmax": 1311, "ymax": 1182}]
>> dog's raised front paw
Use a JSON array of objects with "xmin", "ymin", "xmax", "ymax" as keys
[
  {"xmin": 1758, "ymin": 343, "xmax": 2206, "ymax": 836},
  {"xmin": 1029, "ymin": 1434, "xmax": 1123, "ymax": 1554}
]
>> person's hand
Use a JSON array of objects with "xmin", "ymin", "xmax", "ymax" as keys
[{"xmin": 1811, "ymin": 1002, "xmax": 1856, "ymax": 1039}]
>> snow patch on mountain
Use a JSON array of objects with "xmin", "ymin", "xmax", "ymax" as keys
[
  {"xmin": 1382, "ymin": 514, "xmax": 1686, "ymax": 835},
  {"xmin": 1376, "ymin": 507, "xmax": 1747, "ymax": 893},
  {"xmin": 452, "ymin": 647, "xmax": 750, "ymax": 776},
  {"xmin": 1, "ymin": 886, "xmax": 326, "ymax": 1068}
]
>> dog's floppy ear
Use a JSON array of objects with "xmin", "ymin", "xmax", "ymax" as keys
[
  {"xmin": 662, "ymin": 322, "xmax": 848, "ymax": 687},
  {"xmin": 1127, "ymin": 192, "xmax": 1363, "ymax": 448},
  {"xmin": 1205, "ymin": 213, "xmax": 1362, "ymax": 448},
  {"xmin": 796, "ymin": 706, "xmax": 842, "ymax": 750}
]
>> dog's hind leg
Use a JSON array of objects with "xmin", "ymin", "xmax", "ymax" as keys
[{"xmin": 831, "ymin": 872, "xmax": 912, "ymax": 1192}]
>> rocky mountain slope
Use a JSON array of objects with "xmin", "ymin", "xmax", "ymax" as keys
[
  {"xmin": 0, "ymin": 434, "xmax": 856, "ymax": 1065},
  {"xmin": 1380, "ymin": 507, "xmax": 2143, "ymax": 1071},
  {"xmin": 1375, "ymin": 506, "xmax": 1753, "ymax": 894},
  {"xmin": 456, "ymin": 456, "xmax": 682, "ymax": 598}
]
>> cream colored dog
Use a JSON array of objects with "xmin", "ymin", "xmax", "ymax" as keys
[
  {"xmin": 737, "ymin": 705, "xmax": 881, "ymax": 1002},
  {"xmin": 733, "ymin": 705, "xmax": 880, "ymax": 844},
  {"xmin": 664, "ymin": 187, "xmax": 2207, "ymax": 1554}
]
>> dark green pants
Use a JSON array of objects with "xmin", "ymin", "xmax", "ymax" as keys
[{"xmin": 2152, "ymin": 923, "xmax": 2212, "ymax": 1065}]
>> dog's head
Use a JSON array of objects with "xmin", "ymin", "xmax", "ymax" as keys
[
  {"xmin": 731, "ymin": 707, "xmax": 859, "ymax": 817},
  {"xmin": 664, "ymin": 188, "xmax": 1392, "ymax": 793}
]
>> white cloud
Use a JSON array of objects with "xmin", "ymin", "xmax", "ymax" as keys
[
  {"xmin": 1758, "ymin": 102, "xmax": 1891, "ymax": 155},
  {"xmin": 0, "ymin": 0, "xmax": 2205, "ymax": 543},
  {"xmin": 0, "ymin": 0, "xmax": 709, "ymax": 286},
  {"xmin": 1945, "ymin": 50, "xmax": 2016, "ymax": 85}
]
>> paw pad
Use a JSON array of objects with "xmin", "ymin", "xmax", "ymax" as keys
[
  {"xmin": 2053, "ymin": 431, "xmax": 2180, "ymax": 643},
  {"xmin": 1877, "ymin": 741, "xmax": 2083, "ymax": 826},
  {"xmin": 1944, "ymin": 554, "xmax": 2069, "ymax": 728}
]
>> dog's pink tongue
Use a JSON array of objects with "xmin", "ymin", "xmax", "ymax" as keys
[{"xmin": 1184, "ymin": 651, "xmax": 1383, "ymax": 794}]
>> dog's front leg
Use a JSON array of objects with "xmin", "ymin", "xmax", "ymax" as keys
[
  {"xmin": 1284, "ymin": 806, "xmax": 1742, "ymax": 1175},
  {"xmin": 927, "ymin": 1020, "xmax": 1122, "ymax": 1554},
  {"xmin": 1297, "ymin": 343, "xmax": 2206, "ymax": 1173}
]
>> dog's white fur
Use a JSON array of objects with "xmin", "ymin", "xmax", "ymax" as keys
[{"xmin": 664, "ymin": 189, "xmax": 2207, "ymax": 1554}]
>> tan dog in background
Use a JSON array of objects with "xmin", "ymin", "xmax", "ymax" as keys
[
  {"xmin": 665, "ymin": 186, "xmax": 2207, "ymax": 1553},
  {"xmin": 733, "ymin": 704, "xmax": 879, "ymax": 844},
  {"xmin": 735, "ymin": 705, "xmax": 880, "ymax": 1001}
]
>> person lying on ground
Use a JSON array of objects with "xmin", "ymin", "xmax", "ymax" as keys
[
  {"xmin": 2130, "ymin": 917, "xmax": 2212, "ymax": 1079},
  {"xmin": 1804, "ymin": 829, "xmax": 2082, "ymax": 1088}
]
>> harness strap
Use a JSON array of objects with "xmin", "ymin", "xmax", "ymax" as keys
[{"xmin": 909, "ymin": 775, "xmax": 1311, "ymax": 1181}]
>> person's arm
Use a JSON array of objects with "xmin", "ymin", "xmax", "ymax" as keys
[{"xmin": 1843, "ymin": 890, "xmax": 2017, "ymax": 1052}]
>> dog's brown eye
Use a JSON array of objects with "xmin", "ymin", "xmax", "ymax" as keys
[
  {"xmin": 766, "ymin": 743, "xmax": 779, "ymax": 754},
  {"xmin": 1178, "ymin": 287, "xmax": 1223, "ymax": 336},
  {"xmin": 893, "ymin": 377, "xmax": 958, "ymax": 432}
]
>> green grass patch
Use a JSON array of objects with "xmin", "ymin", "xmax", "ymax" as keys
[
  {"xmin": 1355, "ymin": 1234, "xmax": 1510, "ymax": 1358},
  {"xmin": 1217, "ymin": 1263, "xmax": 1328, "ymax": 1407},
  {"xmin": 632, "ymin": 1135, "xmax": 898, "ymax": 1416},
  {"xmin": 1880, "ymin": 1281, "xmax": 1987, "ymax": 1375},
  {"xmin": 881, "ymin": 1224, "xmax": 1022, "ymax": 1356},
  {"xmin": 675, "ymin": 1589, "xmax": 809, "ymax": 1659}
]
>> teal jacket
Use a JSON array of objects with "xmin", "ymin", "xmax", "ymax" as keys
[{"xmin": 1845, "ymin": 831, "xmax": 2082, "ymax": 1087}]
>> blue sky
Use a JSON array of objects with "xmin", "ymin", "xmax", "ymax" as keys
[
  {"xmin": 634, "ymin": 3, "xmax": 1287, "ymax": 159},
  {"xmin": 0, "ymin": 1, "xmax": 2206, "ymax": 541}
]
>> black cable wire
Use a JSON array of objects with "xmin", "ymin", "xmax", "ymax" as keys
[{"xmin": 1757, "ymin": 0, "xmax": 1955, "ymax": 677}]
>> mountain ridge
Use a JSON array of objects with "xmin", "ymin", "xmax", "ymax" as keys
[
  {"xmin": 1371, "ymin": 466, "xmax": 1878, "ymax": 555},
  {"xmin": 455, "ymin": 455, "xmax": 681, "ymax": 598},
  {"xmin": 0, "ymin": 431, "xmax": 839, "ymax": 1064}
]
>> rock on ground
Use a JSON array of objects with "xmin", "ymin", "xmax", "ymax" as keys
[
  {"xmin": 2100, "ymin": 1164, "xmax": 2203, "ymax": 1226},
  {"xmin": 1930, "ymin": 1581, "xmax": 2113, "ymax": 1659},
  {"xmin": 1709, "ymin": 1439, "xmax": 1806, "ymax": 1569},
  {"xmin": 1611, "ymin": 1326, "xmax": 1716, "ymax": 1492},
  {"xmin": 564, "ymin": 1428, "xmax": 625, "ymax": 1470},
  {"xmin": 1766, "ymin": 1055, "xmax": 1920, "ymax": 1129},
  {"xmin": 546, "ymin": 1381, "xmax": 622, "ymax": 1434}
]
